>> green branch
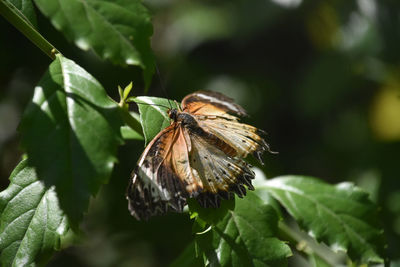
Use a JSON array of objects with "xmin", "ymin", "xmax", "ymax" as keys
[
  {"xmin": 277, "ymin": 221, "xmax": 343, "ymax": 266},
  {"xmin": 0, "ymin": 0, "xmax": 59, "ymax": 59}
]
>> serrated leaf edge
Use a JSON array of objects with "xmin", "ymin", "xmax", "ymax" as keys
[{"xmin": 263, "ymin": 178, "xmax": 383, "ymax": 263}]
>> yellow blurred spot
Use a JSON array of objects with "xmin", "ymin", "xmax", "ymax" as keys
[{"xmin": 370, "ymin": 84, "xmax": 400, "ymax": 141}]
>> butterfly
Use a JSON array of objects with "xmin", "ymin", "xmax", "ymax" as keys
[{"xmin": 126, "ymin": 91, "xmax": 271, "ymax": 220}]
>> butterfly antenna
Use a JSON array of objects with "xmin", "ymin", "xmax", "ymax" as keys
[{"xmin": 156, "ymin": 63, "xmax": 173, "ymax": 109}]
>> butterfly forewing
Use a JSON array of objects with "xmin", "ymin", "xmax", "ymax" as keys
[
  {"xmin": 167, "ymin": 127, "xmax": 203, "ymax": 197},
  {"xmin": 127, "ymin": 125, "xmax": 187, "ymax": 220}
]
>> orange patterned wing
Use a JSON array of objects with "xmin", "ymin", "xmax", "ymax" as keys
[
  {"xmin": 196, "ymin": 117, "xmax": 271, "ymax": 164},
  {"xmin": 183, "ymin": 91, "xmax": 270, "ymax": 164},
  {"xmin": 181, "ymin": 91, "xmax": 247, "ymax": 118},
  {"xmin": 185, "ymin": 124, "xmax": 255, "ymax": 208},
  {"xmin": 126, "ymin": 124, "xmax": 202, "ymax": 220}
]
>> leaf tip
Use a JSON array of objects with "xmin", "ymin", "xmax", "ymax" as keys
[{"xmin": 123, "ymin": 82, "xmax": 133, "ymax": 100}]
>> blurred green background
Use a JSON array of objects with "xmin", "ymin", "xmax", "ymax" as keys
[{"xmin": 1, "ymin": 0, "xmax": 400, "ymax": 265}]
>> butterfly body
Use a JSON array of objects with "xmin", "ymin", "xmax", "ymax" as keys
[
  {"xmin": 168, "ymin": 108, "xmax": 198, "ymax": 129},
  {"xmin": 127, "ymin": 91, "xmax": 271, "ymax": 220}
]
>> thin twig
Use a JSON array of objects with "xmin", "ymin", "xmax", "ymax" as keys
[{"xmin": 0, "ymin": 0, "xmax": 59, "ymax": 59}]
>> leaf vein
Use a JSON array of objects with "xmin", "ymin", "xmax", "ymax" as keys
[{"xmin": 267, "ymin": 183, "xmax": 370, "ymax": 249}]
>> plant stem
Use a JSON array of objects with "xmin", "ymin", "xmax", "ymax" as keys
[
  {"xmin": 277, "ymin": 221, "xmax": 342, "ymax": 266},
  {"xmin": 0, "ymin": 0, "xmax": 58, "ymax": 59}
]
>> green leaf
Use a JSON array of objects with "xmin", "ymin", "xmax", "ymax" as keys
[
  {"xmin": 252, "ymin": 167, "xmax": 283, "ymax": 217},
  {"xmin": 195, "ymin": 192, "xmax": 292, "ymax": 266},
  {"xmin": 263, "ymin": 176, "xmax": 385, "ymax": 264},
  {"xmin": 33, "ymin": 0, "xmax": 155, "ymax": 87},
  {"xmin": 122, "ymin": 82, "xmax": 133, "ymax": 102},
  {"xmin": 0, "ymin": 159, "xmax": 71, "ymax": 266},
  {"xmin": 120, "ymin": 112, "xmax": 143, "ymax": 140},
  {"xmin": 121, "ymin": 125, "xmax": 143, "ymax": 140},
  {"xmin": 5, "ymin": 0, "xmax": 37, "ymax": 27},
  {"xmin": 133, "ymin": 96, "xmax": 179, "ymax": 145},
  {"xmin": 188, "ymin": 198, "xmax": 236, "ymax": 238},
  {"xmin": 19, "ymin": 55, "xmax": 123, "ymax": 225},
  {"xmin": 169, "ymin": 241, "xmax": 204, "ymax": 267}
]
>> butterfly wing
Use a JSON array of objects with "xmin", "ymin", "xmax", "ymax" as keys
[
  {"xmin": 127, "ymin": 118, "xmax": 257, "ymax": 219},
  {"xmin": 182, "ymin": 90, "xmax": 270, "ymax": 163},
  {"xmin": 181, "ymin": 91, "xmax": 247, "ymax": 117},
  {"xmin": 185, "ymin": 124, "xmax": 255, "ymax": 208},
  {"xmin": 128, "ymin": 91, "xmax": 271, "ymax": 219},
  {"xmin": 127, "ymin": 124, "xmax": 199, "ymax": 220},
  {"xmin": 196, "ymin": 117, "xmax": 270, "ymax": 164}
]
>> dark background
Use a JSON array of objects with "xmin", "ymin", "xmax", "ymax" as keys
[{"xmin": 1, "ymin": 0, "xmax": 399, "ymax": 265}]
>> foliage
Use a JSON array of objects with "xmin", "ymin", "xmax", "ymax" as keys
[
  {"xmin": 0, "ymin": 159, "xmax": 71, "ymax": 266},
  {"xmin": 132, "ymin": 96, "xmax": 179, "ymax": 145},
  {"xmin": 18, "ymin": 55, "xmax": 123, "ymax": 226},
  {"xmin": 263, "ymin": 176, "xmax": 385, "ymax": 264},
  {"xmin": 34, "ymin": 0, "xmax": 155, "ymax": 87},
  {"xmin": 0, "ymin": 0, "xmax": 395, "ymax": 266},
  {"xmin": 190, "ymin": 193, "xmax": 292, "ymax": 266}
]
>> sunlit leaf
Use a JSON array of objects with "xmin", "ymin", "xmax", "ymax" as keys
[
  {"xmin": 133, "ymin": 96, "xmax": 179, "ymax": 145},
  {"xmin": 263, "ymin": 175, "xmax": 385, "ymax": 264},
  {"xmin": 0, "ymin": 159, "xmax": 71, "ymax": 266},
  {"xmin": 33, "ymin": 0, "xmax": 155, "ymax": 87},
  {"xmin": 194, "ymin": 192, "xmax": 292, "ymax": 266},
  {"xmin": 19, "ymin": 55, "xmax": 123, "ymax": 225}
]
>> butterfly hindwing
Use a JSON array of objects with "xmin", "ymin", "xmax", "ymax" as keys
[
  {"xmin": 181, "ymin": 91, "xmax": 269, "ymax": 163},
  {"xmin": 127, "ymin": 125, "xmax": 188, "ymax": 220},
  {"xmin": 182, "ymin": 91, "xmax": 247, "ymax": 117},
  {"xmin": 196, "ymin": 117, "xmax": 270, "ymax": 164},
  {"xmin": 186, "ymin": 124, "xmax": 255, "ymax": 208}
]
